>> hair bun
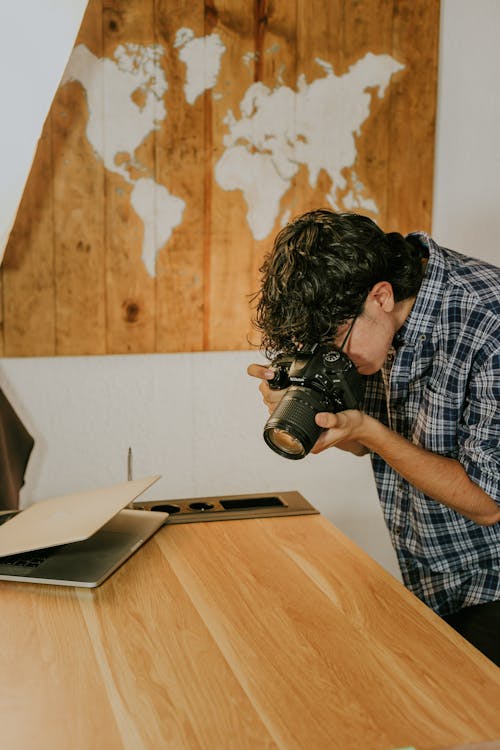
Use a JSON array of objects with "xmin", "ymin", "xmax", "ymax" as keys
[{"xmin": 386, "ymin": 231, "xmax": 428, "ymax": 261}]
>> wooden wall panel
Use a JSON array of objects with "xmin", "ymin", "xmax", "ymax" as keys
[
  {"xmin": 342, "ymin": 0, "xmax": 395, "ymax": 225},
  {"xmin": 2, "ymin": 120, "xmax": 55, "ymax": 356},
  {"xmin": 0, "ymin": 0, "xmax": 440, "ymax": 356},
  {"xmin": 249, "ymin": 1, "xmax": 298, "ymax": 349},
  {"xmin": 52, "ymin": 0, "xmax": 106, "ymax": 355},
  {"xmin": 295, "ymin": 0, "xmax": 345, "ymax": 216},
  {"xmin": 208, "ymin": 2, "xmax": 256, "ymax": 351},
  {"xmin": 103, "ymin": 0, "xmax": 157, "ymax": 354},
  {"xmin": 155, "ymin": 0, "xmax": 205, "ymax": 353},
  {"xmin": 387, "ymin": 2, "xmax": 440, "ymax": 233}
]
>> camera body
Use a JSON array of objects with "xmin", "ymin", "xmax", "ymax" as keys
[{"xmin": 263, "ymin": 345, "xmax": 364, "ymax": 459}]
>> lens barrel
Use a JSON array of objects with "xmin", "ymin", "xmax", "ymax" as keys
[{"xmin": 263, "ymin": 386, "xmax": 326, "ymax": 460}]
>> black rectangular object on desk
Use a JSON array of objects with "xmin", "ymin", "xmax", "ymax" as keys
[{"xmin": 219, "ymin": 496, "xmax": 284, "ymax": 510}]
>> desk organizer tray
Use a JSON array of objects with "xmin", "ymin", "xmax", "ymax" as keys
[{"xmin": 134, "ymin": 490, "xmax": 318, "ymax": 524}]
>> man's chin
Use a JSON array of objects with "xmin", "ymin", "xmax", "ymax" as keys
[{"xmin": 356, "ymin": 363, "xmax": 379, "ymax": 376}]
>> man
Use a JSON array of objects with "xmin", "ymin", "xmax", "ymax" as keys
[{"xmin": 248, "ymin": 209, "xmax": 500, "ymax": 666}]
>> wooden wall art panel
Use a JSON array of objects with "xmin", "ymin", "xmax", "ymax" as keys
[{"xmin": 0, "ymin": 0, "xmax": 440, "ymax": 356}]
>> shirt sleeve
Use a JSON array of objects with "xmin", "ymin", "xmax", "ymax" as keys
[{"xmin": 458, "ymin": 349, "xmax": 500, "ymax": 505}]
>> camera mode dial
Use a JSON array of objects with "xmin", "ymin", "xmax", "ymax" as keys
[
  {"xmin": 323, "ymin": 350, "xmax": 351, "ymax": 372},
  {"xmin": 323, "ymin": 351, "xmax": 341, "ymax": 366}
]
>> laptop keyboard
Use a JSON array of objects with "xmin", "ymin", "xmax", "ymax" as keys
[
  {"xmin": 0, "ymin": 549, "xmax": 55, "ymax": 569},
  {"xmin": 0, "ymin": 514, "xmax": 67, "ymax": 571},
  {"xmin": 0, "ymin": 546, "xmax": 70, "ymax": 572}
]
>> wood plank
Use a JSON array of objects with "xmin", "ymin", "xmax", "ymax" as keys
[
  {"xmin": 386, "ymin": 0, "xmax": 440, "ymax": 234},
  {"xmin": 295, "ymin": 0, "xmax": 346, "ymax": 217},
  {"xmin": 2, "ymin": 515, "xmax": 500, "ymax": 747},
  {"xmin": 341, "ymin": 0, "xmax": 396, "ymax": 231},
  {"xmin": 103, "ymin": 0, "xmax": 157, "ymax": 353},
  {"xmin": 155, "ymin": 0, "xmax": 205, "ymax": 353},
  {"xmin": 159, "ymin": 516, "xmax": 500, "ymax": 750},
  {"xmin": 208, "ymin": 0, "xmax": 256, "ymax": 350},
  {"xmin": 53, "ymin": 0, "xmax": 106, "ymax": 355},
  {"xmin": 247, "ymin": 0, "xmax": 299, "ymax": 349},
  {"xmin": 0, "ymin": 583, "xmax": 123, "ymax": 749},
  {"xmin": 1, "ymin": 118, "xmax": 56, "ymax": 356},
  {"xmin": 76, "ymin": 536, "xmax": 275, "ymax": 749}
]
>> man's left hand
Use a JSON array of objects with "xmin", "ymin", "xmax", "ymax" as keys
[{"xmin": 311, "ymin": 410, "xmax": 368, "ymax": 456}]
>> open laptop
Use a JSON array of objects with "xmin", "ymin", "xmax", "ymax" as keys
[{"xmin": 0, "ymin": 476, "xmax": 168, "ymax": 587}]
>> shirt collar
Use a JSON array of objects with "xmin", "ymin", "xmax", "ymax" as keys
[{"xmin": 394, "ymin": 232, "xmax": 448, "ymax": 348}]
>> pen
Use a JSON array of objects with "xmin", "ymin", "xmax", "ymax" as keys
[
  {"xmin": 126, "ymin": 447, "xmax": 134, "ymax": 508},
  {"xmin": 127, "ymin": 446, "xmax": 133, "ymax": 482}
]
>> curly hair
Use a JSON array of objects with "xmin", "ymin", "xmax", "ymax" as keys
[{"xmin": 253, "ymin": 209, "xmax": 427, "ymax": 354}]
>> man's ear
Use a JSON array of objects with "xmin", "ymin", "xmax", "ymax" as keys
[{"xmin": 367, "ymin": 281, "xmax": 395, "ymax": 312}]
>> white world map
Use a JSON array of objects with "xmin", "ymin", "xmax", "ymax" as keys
[{"xmin": 62, "ymin": 30, "xmax": 404, "ymax": 277}]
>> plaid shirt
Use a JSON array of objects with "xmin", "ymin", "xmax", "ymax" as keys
[{"xmin": 363, "ymin": 234, "xmax": 500, "ymax": 617}]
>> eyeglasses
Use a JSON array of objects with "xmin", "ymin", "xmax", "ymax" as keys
[
  {"xmin": 337, "ymin": 315, "xmax": 358, "ymax": 352},
  {"xmin": 337, "ymin": 300, "xmax": 365, "ymax": 352}
]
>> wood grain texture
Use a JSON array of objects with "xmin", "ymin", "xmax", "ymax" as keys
[
  {"xmin": 0, "ymin": 514, "xmax": 499, "ymax": 750},
  {"xmin": 103, "ymin": 0, "xmax": 157, "ymax": 354},
  {"xmin": 157, "ymin": 516, "xmax": 500, "ymax": 750},
  {"xmin": 155, "ymin": 0, "xmax": 206, "ymax": 352},
  {"xmin": 386, "ymin": 0, "xmax": 440, "ymax": 233},
  {"xmin": 208, "ymin": 1, "xmax": 256, "ymax": 350},
  {"xmin": 0, "ymin": 582, "xmax": 123, "ymax": 749},
  {"xmin": 342, "ymin": 0, "xmax": 395, "ymax": 223},
  {"xmin": 0, "ymin": 516, "xmax": 500, "ymax": 750},
  {"xmin": 295, "ymin": 0, "xmax": 345, "ymax": 215},
  {"xmin": 2, "ymin": 118, "xmax": 56, "ymax": 356},
  {"xmin": 52, "ymin": 0, "xmax": 106, "ymax": 355},
  {"xmin": 0, "ymin": 0, "xmax": 440, "ymax": 355}
]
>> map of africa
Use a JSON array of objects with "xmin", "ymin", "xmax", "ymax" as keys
[{"xmin": 62, "ymin": 29, "xmax": 404, "ymax": 277}]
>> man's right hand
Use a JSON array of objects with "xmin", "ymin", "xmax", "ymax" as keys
[{"xmin": 247, "ymin": 363, "xmax": 288, "ymax": 415}]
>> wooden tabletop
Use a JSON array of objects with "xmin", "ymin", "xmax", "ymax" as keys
[{"xmin": 1, "ymin": 514, "xmax": 500, "ymax": 750}]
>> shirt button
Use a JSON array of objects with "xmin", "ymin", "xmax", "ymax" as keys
[
  {"xmin": 419, "ymin": 334, "xmax": 426, "ymax": 341},
  {"xmin": 394, "ymin": 526, "xmax": 402, "ymax": 536}
]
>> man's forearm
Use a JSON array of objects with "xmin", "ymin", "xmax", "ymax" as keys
[
  {"xmin": 360, "ymin": 416, "xmax": 500, "ymax": 526},
  {"xmin": 333, "ymin": 439, "xmax": 369, "ymax": 456}
]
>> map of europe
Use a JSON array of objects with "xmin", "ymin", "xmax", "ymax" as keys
[{"xmin": 62, "ymin": 29, "xmax": 404, "ymax": 278}]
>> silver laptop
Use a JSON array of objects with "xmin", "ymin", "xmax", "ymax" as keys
[{"xmin": 0, "ymin": 476, "xmax": 168, "ymax": 587}]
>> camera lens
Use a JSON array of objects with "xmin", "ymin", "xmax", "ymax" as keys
[
  {"xmin": 263, "ymin": 386, "xmax": 326, "ymax": 460},
  {"xmin": 266, "ymin": 428, "xmax": 306, "ymax": 457}
]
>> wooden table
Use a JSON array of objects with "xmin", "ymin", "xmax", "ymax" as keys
[{"xmin": 1, "ymin": 514, "xmax": 500, "ymax": 750}]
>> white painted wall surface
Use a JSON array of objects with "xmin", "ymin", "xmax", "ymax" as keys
[
  {"xmin": 1, "ymin": 0, "xmax": 499, "ymax": 580},
  {"xmin": 0, "ymin": 1, "xmax": 88, "ymax": 263},
  {"xmin": 432, "ymin": 0, "xmax": 500, "ymax": 265}
]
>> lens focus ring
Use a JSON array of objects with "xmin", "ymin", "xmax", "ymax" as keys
[{"xmin": 263, "ymin": 387, "xmax": 326, "ymax": 459}]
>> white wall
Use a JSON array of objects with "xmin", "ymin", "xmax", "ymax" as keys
[
  {"xmin": 432, "ymin": 0, "xmax": 500, "ymax": 264},
  {"xmin": 2, "ymin": 0, "xmax": 499, "ymax": 580},
  {"xmin": 0, "ymin": 2, "xmax": 87, "ymax": 263}
]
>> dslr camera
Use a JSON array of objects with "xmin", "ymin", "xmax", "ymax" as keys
[{"xmin": 263, "ymin": 345, "xmax": 364, "ymax": 459}]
